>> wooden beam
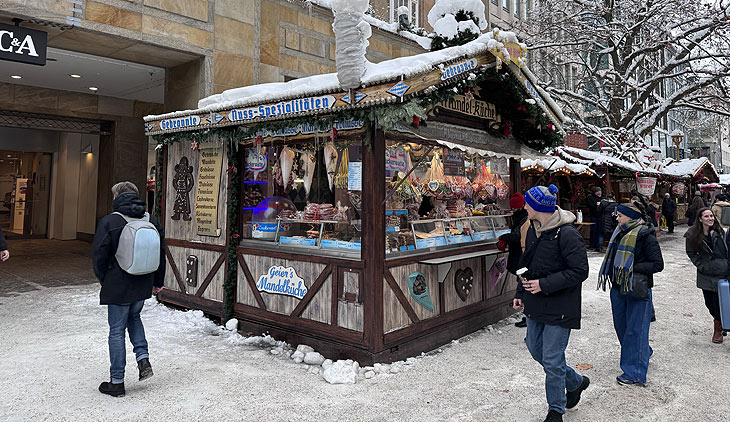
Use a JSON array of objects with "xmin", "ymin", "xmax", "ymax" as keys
[
  {"xmin": 166, "ymin": 238, "xmax": 226, "ymax": 252},
  {"xmin": 164, "ymin": 246, "xmax": 187, "ymax": 293},
  {"xmin": 194, "ymin": 252, "xmax": 226, "ymax": 297},
  {"xmin": 384, "ymin": 269, "xmax": 420, "ymax": 324},
  {"xmin": 291, "ymin": 265, "xmax": 333, "ymax": 318},
  {"xmin": 385, "ymin": 243, "xmax": 499, "ymax": 267},
  {"xmin": 158, "ymin": 289, "xmax": 224, "ymax": 317},
  {"xmin": 362, "ymin": 127, "xmax": 386, "ymax": 353},
  {"xmin": 236, "ymin": 246, "xmax": 364, "ymax": 267},
  {"xmin": 330, "ymin": 266, "xmax": 340, "ymax": 327},
  {"xmin": 237, "ymin": 253, "xmax": 267, "ymax": 310}
]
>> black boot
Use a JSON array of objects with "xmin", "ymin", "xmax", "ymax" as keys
[
  {"xmin": 138, "ymin": 358, "xmax": 154, "ymax": 381},
  {"xmin": 566, "ymin": 375, "xmax": 590, "ymax": 409},
  {"xmin": 99, "ymin": 381, "xmax": 125, "ymax": 397},
  {"xmin": 544, "ymin": 410, "xmax": 563, "ymax": 422},
  {"xmin": 515, "ymin": 317, "xmax": 527, "ymax": 328}
]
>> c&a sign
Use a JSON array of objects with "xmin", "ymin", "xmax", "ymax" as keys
[{"xmin": 0, "ymin": 23, "xmax": 47, "ymax": 66}]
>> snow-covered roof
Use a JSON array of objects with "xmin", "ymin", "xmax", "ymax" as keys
[
  {"xmin": 521, "ymin": 157, "xmax": 595, "ymax": 176},
  {"xmin": 555, "ymin": 146, "xmax": 660, "ymax": 175},
  {"xmin": 719, "ymin": 174, "xmax": 730, "ymax": 185},
  {"xmin": 663, "ymin": 158, "xmax": 718, "ymax": 180}
]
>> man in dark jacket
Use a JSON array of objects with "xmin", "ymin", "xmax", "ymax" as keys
[
  {"xmin": 92, "ymin": 181, "xmax": 165, "ymax": 397},
  {"xmin": 600, "ymin": 194, "xmax": 619, "ymax": 238},
  {"xmin": 0, "ymin": 226, "xmax": 9, "ymax": 262},
  {"xmin": 586, "ymin": 186, "xmax": 605, "ymax": 252},
  {"xmin": 499, "ymin": 193, "xmax": 529, "ymax": 327},
  {"xmin": 661, "ymin": 193, "xmax": 677, "ymax": 233},
  {"xmin": 514, "ymin": 184, "xmax": 590, "ymax": 422}
]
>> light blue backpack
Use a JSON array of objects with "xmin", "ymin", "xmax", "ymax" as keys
[{"xmin": 113, "ymin": 212, "xmax": 160, "ymax": 275}]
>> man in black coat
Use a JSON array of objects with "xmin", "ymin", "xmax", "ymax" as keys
[
  {"xmin": 586, "ymin": 186, "xmax": 605, "ymax": 252},
  {"xmin": 661, "ymin": 193, "xmax": 677, "ymax": 233},
  {"xmin": 514, "ymin": 184, "xmax": 590, "ymax": 422},
  {"xmin": 0, "ymin": 226, "xmax": 9, "ymax": 262},
  {"xmin": 92, "ymin": 181, "xmax": 165, "ymax": 397}
]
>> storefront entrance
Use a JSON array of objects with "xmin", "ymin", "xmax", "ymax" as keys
[{"xmin": 0, "ymin": 149, "xmax": 52, "ymax": 238}]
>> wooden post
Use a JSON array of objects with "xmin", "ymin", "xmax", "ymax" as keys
[
  {"xmin": 604, "ymin": 166, "xmax": 613, "ymax": 196},
  {"xmin": 362, "ymin": 127, "xmax": 385, "ymax": 354}
]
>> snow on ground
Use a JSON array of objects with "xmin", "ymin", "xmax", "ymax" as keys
[{"xmin": 2, "ymin": 227, "xmax": 730, "ymax": 421}]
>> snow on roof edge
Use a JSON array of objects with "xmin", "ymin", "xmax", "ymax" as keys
[{"xmin": 145, "ymin": 31, "xmax": 520, "ymax": 122}]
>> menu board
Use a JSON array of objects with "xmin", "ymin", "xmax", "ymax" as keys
[
  {"xmin": 195, "ymin": 145, "xmax": 223, "ymax": 237},
  {"xmin": 442, "ymin": 148, "xmax": 465, "ymax": 176}
]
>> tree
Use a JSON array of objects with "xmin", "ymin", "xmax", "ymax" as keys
[{"xmin": 506, "ymin": 0, "xmax": 730, "ymax": 156}]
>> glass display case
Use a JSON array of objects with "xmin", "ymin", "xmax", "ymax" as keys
[
  {"xmin": 385, "ymin": 215, "xmax": 512, "ymax": 255},
  {"xmin": 273, "ymin": 218, "xmax": 362, "ymax": 251}
]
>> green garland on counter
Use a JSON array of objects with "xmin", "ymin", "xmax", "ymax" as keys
[{"xmin": 223, "ymin": 139, "xmax": 240, "ymax": 322}]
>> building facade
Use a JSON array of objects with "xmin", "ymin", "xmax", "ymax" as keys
[{"xmin": 0, "ymin": 0, "xmax": 426, "ymax": 240}]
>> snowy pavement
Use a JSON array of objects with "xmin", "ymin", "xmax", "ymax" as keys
[{"xmin": 2, "ymin": 227, "xmax": 730, "ymax": 421}]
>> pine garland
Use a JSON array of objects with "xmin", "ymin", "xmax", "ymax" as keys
[{"xmin": 223, "ymin": 138, "xmax": 240, "ymax": 322}]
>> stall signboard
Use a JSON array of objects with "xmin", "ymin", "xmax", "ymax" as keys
[
  {"xmin": 194, "ymin": 145, "xmax": 223, "ymax": 236},
  {"xmin": 0, "ymin": 23, "xmax": 47, "ymax": 66},
  {"xmin": 636, "ymin": 176, "xmax": 657, "ymax": 196},
  {"xmin": 385, "ymin": 146, "xmax": 408, "ymax": 172},
  {"xmin": 160, "ymin": 115, "xmax": 202, "ymax": 131},
  {"xmin": 348, "ymin": 162, "xmax": 362, "ymax": 191},
  {"xmin": 440, "ymin": 58, "xmax": 478, "ymax": 81},
  {"xmin": 256, "ymin": 266, "xmax": 308, "ymax": 299},
  {"xmin": 229, "ymin": 95, "xmax": 336, "ymax": 123},
  {"xmin": 442, "ymin": 148, "xmax": 465, "ymax": 176},
  {"xmin": 672, "ymin": 182, "xmax": 686, "ymax": 196},
  {"xmin": 492, "ymin": 42, "xmax": 525, "ymax": 67},
  {"xmin": 256, "ymin": 119, "xmax": 364, "ymax": 138},
  {"xmin": 436, "ymin": 95, "xmax": 498, "ymax": 121}
]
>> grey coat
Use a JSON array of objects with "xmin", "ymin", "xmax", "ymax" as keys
[{"xmin": 685, "ymin": 227, "xmax": 728, "ymax": 291}]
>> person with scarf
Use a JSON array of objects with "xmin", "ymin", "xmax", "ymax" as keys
[
  {"xmin": 514, "ymin": 185, "xmax": 589, "ymax": 422},
  {"xmin": 598, "ymin": 203, "xmax": 664, "ymax": 386},
  {"xmin": 684, "ymin": 207, "xmax": 728, "ymax": 344}
]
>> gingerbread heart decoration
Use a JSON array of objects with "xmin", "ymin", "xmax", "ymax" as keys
[{"xmin": 454, "ymin": 267, "xmax": 474, "ymax": 301}]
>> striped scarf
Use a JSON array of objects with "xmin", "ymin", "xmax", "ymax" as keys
[{"xmin": 597, "ymin": 219, "xmax": 643, "ymax": 293}]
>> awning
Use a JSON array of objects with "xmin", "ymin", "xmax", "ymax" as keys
[{"xmin": 389, "ymin": 122, "xmax": 543, "ymax": 160}]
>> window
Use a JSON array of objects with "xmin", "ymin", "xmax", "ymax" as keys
[
  {"xmin": 515, "ymin": 0, "xmax": 521, "ymax": 17},
  {"xmin": 503, "ymin": 0, "xmax": 510, "ymax": 11},
  {"xmin": 390, "ymin": 0, "xmax": 419, "ymax": 28}
]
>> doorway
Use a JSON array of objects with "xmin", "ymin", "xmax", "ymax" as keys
[{"xmin": 0, "ymin": 150, "xmax": 52, "ymax": 238}]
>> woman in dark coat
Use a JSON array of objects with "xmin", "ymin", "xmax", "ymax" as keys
[
  {"xmin": 598, "ymin": 203, "xmax": 664, "ymax": 386},
  {"xmin": 685, "ymin": 207, "xmax": 728, "ymax": 344}
]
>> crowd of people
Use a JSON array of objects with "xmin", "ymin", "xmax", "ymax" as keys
[{"xmin": 501, "ymin": 183, "xmax": 729, "ymax": 422}]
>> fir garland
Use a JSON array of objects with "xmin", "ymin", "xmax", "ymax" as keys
[
  {"xmin": 223, "ymin": 138, "xmax": 240, "ymax": 322},
  {"xmin": 154, "ymin": 147, "xmax": 164, "ymax": 222}
]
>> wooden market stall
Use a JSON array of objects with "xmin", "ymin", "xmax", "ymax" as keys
[
  {"xmin": 521, "ymin": 157, "xmax": 597, "ymax": 212},
  {"xmin": 143, "ymin": 32, "xmax": 565, "ymax": 364}
]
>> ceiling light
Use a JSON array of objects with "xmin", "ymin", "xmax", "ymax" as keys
[
  {"xmin": 10, "ymin": 75, "xmax": 21, "ymax": 79},
  {"xmin": 69, "ymin": 74, "xmax": 81, "ymax": 78},
  {"xmin": 88, "ymin": 86, "xmax": 98, "ymax": 91}
]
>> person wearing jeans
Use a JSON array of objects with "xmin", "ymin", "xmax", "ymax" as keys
[
  {"xmin": 108, "ymin": 301, "xmax": 150, "ymax": 384},
  {"xmin": 514, "ymin": 185, "xmax": 590, "ymax": 422},
  {"xmin": 92, "ymin": 182, "xmax": 166, "ymax": 397}
]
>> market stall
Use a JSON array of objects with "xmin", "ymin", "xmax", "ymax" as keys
[
  {"xmin": 521, "ymin": 157, "xmax": 597, "ymax": 212},
  {"xmin": 143, "ymin": 30, "xmax": 564, "ymax": 363}
]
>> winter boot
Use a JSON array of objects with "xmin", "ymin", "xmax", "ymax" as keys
[
  {"xmin": 544, "ymin": 410, "xmax": 563, "ymax": 422},
  {"xmin": 99, "ymin": 381, "xmax": 125, "ymax": 397},
  {"xmin": 566, "ymin": 375, "xmax": 590, "ymax": 409},
  {"xmin": 712, "ymin": 320, "xmax": 724, "ymax": 344},
  {"xmin": 138, "ymin": 358, "xmax": 154, "ymax": 381}
]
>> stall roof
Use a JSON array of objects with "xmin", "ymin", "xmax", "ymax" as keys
[
  {"xmin": 555, "ymin": 146, "xmax": 661, "ymax": 175},
  {"xmin": 521, "ymin": 157, "xmax": 595, "ymax": 176},
  {"xmin": 663, "ymin": 158, "xmax": 719, "ymax": 181},
  {"xmin": 143, "ymin": 30, "xmax": 565, "ymax": 137},
  {"xmin": 720, "ymin": 174, "xmax": 730, "ymax": 185}
]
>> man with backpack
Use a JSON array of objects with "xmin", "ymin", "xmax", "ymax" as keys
[
  {"xmin": 0, "ymin": 226, "xmax": 9, "ymax": 262},
  {"xmin": 92, "ymin": 181, "xmax": 165, "ymax": 397}
]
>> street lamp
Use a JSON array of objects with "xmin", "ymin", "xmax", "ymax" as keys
[{"xmin": 671, "ymin": 129, "xmax": 684, "ymax": 161}]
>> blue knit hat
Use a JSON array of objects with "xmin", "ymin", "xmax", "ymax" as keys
[
  {"xmin": 525, "ymin": 184, "xmax": 558, "ymax": 213},
  {"xmin": 616, "ymin": 204, "xmax": 642, "ymax": 220}
]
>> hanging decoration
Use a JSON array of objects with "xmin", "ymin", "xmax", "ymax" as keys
[
  {"xmin": 323, "ymin": 142, "xmax": 339, "ymax": 191},
  {"xmin": 334, "ymin": 146, "xmax": 350, "ymax": 189},
  {"xmin": 408, "ymin": 271, "xmax": 435, "ymax": 312}
]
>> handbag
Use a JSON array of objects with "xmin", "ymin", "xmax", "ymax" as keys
[{"xmin": 619, "ymin": 272, "xmax": 649, "ymax": 300}]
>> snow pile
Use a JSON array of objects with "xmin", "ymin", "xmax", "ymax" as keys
[
  {"xmin": 331, "ymin": 0, "xmax": 371, "ymax": 89},
  {"xmin": 428, "ymin": 0, "xmax": 487, "ymax": 38},
  {"xmin": 224, "ymin": 318, "xmax": 238, "ymax": 331},
  {"xmin": 556, "ymin": 146, "xmax": 661, "ymax": 175},
  {"xmin": 322, "ymin": 360, "xmax": 359, "ymax": 384},
  {"xmin": 663, "ymin": 158, "xmax": 713, "ymax": 178}
]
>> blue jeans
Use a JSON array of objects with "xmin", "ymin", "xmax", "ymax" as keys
[
  {"xmin": 589, "ymin": 217, "xmax": 604, "ymax": 250},
  {"xmin": 610, "ymin": 288, "xmax": 652, "ymax": 383},
  {"xmin": 525, "ymin": 318, "xmax": 584, "ymax": 414},
  {"xmin": 108, "ymin": 301, "xmax": 149, "ymax": 384}
]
